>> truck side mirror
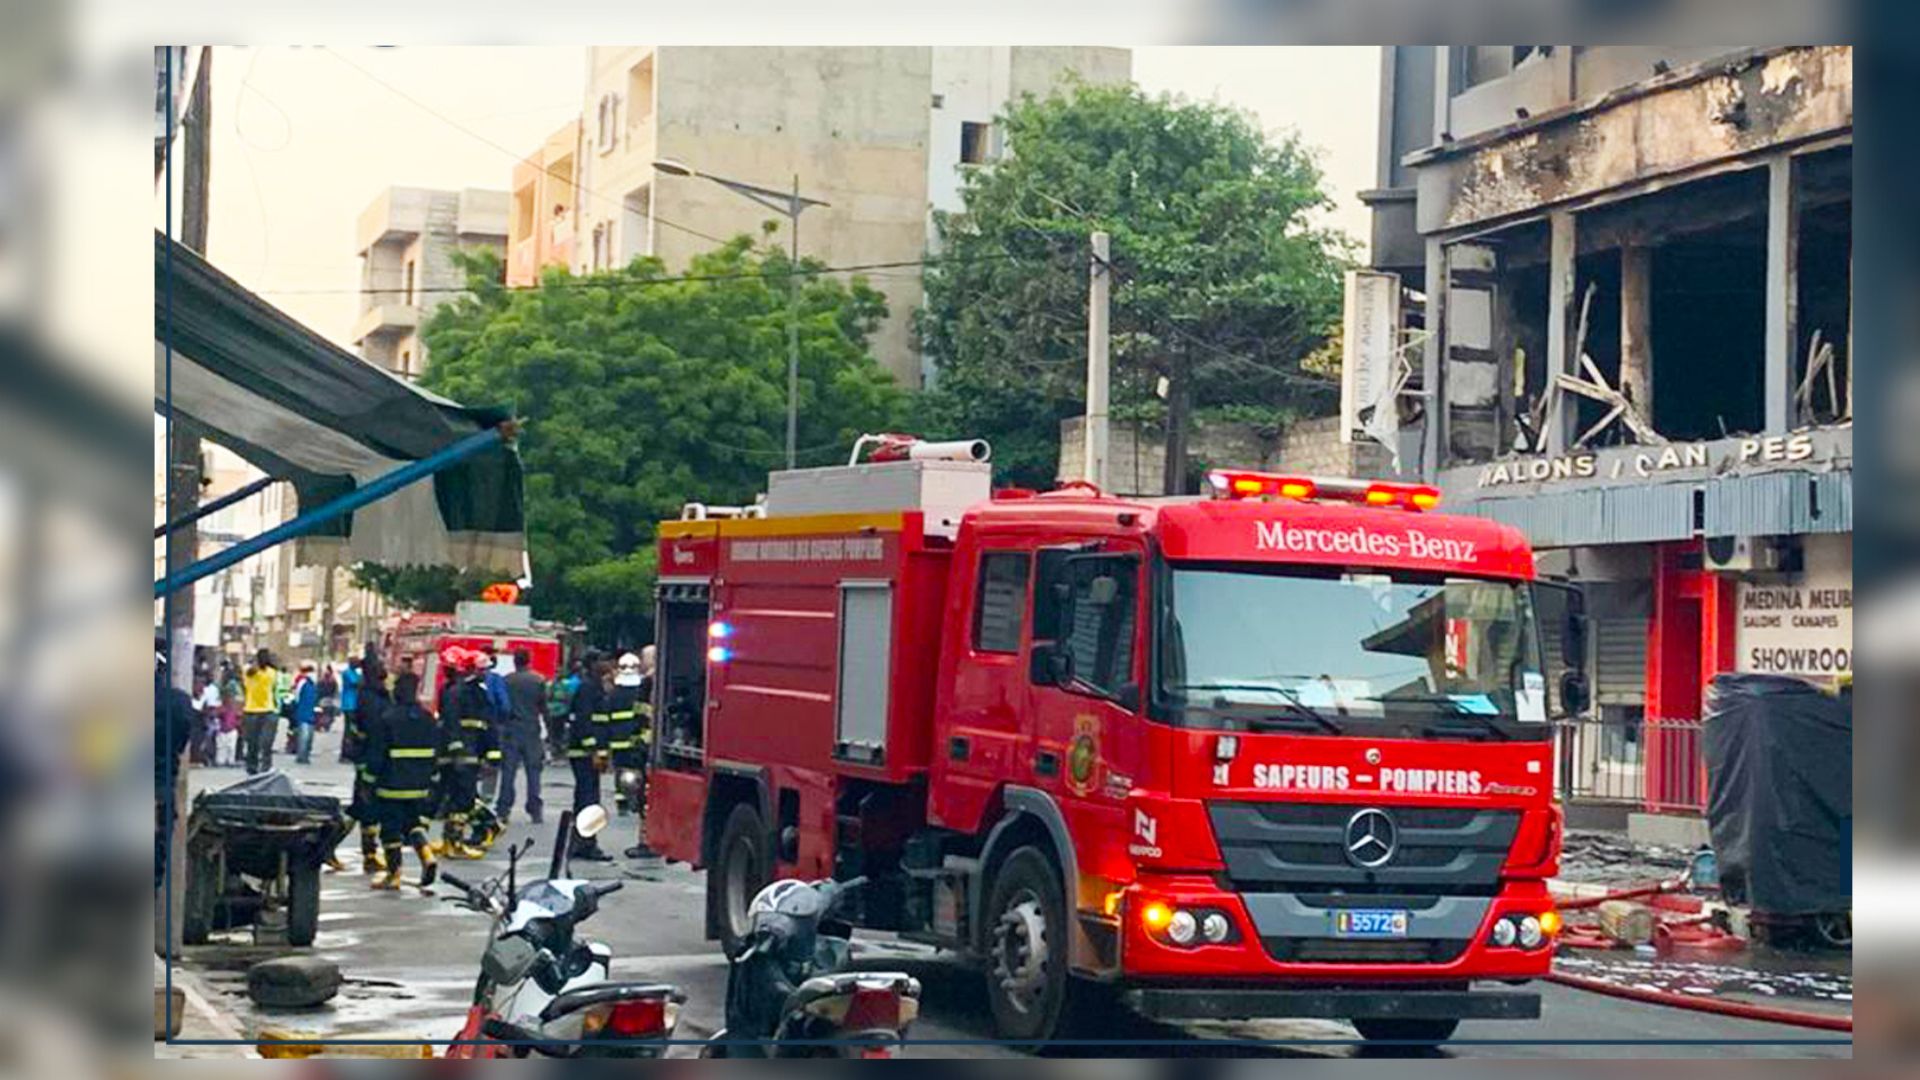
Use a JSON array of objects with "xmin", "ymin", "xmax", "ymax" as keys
[
  {"xmin": 1558, "ymin": 670, "xmax": 1591, "ymax": 716},
  {"xmin": 1562, "ymin": 586, "xmax": 1588, "ymax": 668}
]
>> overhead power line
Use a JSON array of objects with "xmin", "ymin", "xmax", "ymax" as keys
[
  {"xmin": 321, "ymin": 47, "xmax": 729, "ymax": 248},
  {"xmin": 255, "ymin": 252, "xmax": 1020, "ymax": 297}
]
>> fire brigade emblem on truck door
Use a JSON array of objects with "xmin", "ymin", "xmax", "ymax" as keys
[{"xmin": 1066, "ymin": 715, "xmax": 1100, "ymax": 796}]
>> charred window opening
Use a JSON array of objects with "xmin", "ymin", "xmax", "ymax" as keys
[
  {"xmin": 1795, "ymin": 146, "xmax": 1852, "ymax": 426},
  {"xmin": 1647, "ymin": 208, "xmax": 1767, "ymax": 440}
]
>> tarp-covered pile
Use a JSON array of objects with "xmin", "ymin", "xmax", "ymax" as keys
[{"xmin": 1702, "ymin": 673, "xmax": 1851, "ymax": 916}]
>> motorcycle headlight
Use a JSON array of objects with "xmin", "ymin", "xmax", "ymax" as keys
[{"xmin": 618, "ymin": 769, "xmax": 640, "ymax": 787}]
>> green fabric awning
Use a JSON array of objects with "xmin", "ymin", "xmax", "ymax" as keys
[{"xmin": 154, "ymin": 231, "xmax": 525, "ymax": 573}]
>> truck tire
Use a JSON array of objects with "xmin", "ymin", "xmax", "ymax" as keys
[
  {"xmin": 287, "ymin": 861, "xmax": 322, "ymax": 947},
  {"xmin": 982, "ymin": 846, "xmax": 1071, "ymax": 1044},
  {"xmin": 182, "ymin": 848, "xmax": 220, "ymax": 946},
  {"xmin": 1351, "ymin": 1017, "xmax": 1460, "ymax": 1046},
  {"xmin": 710, "ymin": 802, "xmax": 768, "ymax": 955}
]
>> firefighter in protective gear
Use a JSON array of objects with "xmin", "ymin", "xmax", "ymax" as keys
[
  {"xmin": 607, "ymin": 653, "xmax": 645, "ymax": 816},
  {"xmin": 367, "ymin": 671, "xmax": 442, "ymax": 890},
  {"xmin": 623, "ymin": 644, "xmax": 661, "ymax": 861},
  {"xmin": 341, "ymin": 654, "xmax": 391, "ymax": 874},
  {"xmin": 435, "ymin": 648, "xmax": 492, "ymax": 859},
  {"xmin": 565, "ymin": 654, "xmax": 613, "ymax": 861}
]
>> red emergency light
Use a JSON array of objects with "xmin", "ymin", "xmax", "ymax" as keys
[{"xmin": 1206, "ymin": 470, "xmax": 1441, "ymax": 512}]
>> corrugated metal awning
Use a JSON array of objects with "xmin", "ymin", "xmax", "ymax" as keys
[{"xmin": 1449, "ymin": 469, "xmax": 1851, "ymax": 548}]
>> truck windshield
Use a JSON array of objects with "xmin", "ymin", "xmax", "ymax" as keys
[{"xmin": 1158, "ymin": 565, "xmax": 1549, "ymax": 741}]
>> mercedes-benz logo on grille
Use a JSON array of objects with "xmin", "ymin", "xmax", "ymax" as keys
[{"xmin": 1344, "ymin": 808, "xmax": 1398, "ymax": 868}]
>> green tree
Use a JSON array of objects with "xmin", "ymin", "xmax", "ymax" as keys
[
  {"xmin": 915, "ymin": 81, "xmax": 1352, "ymax": 491},
  {"xmin": 362, "ymin": 240, "xmax": 905, "ymax": 642}
]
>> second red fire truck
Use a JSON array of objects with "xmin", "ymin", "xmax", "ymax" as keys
[{"xmin": 644, "ymin": 437, "xmax": 1584, "ymax": 1044}]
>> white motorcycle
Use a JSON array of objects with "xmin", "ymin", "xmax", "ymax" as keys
[{"xmin": 443, "ymin": 806, "xmax": 683, "ymax": 1058}]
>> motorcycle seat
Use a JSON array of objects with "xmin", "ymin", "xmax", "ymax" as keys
[{"xmin": 540, "ymin": 982, "xmax": 684, "ymax": 1023}]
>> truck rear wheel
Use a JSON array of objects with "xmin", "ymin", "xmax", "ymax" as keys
[
  {"xmin": 710, "ymin": 802, "xmax": 768, "ymax": 955},
  {"xmin": 1351, "ymin": 1018, "xmax": 1460, "ymax": 1046},
  {"xmin": 983, "ymin": 846, "xmax": 1070, "ymax": 1044}
]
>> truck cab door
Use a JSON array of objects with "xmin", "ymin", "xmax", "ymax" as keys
[
  {"xmin": 937, "ymin": 548, "xmax": 1036, "ymax": 828},
  {"xmin": 1024, "ymin": 547, "xmax": 1146, "ymax": 853}
]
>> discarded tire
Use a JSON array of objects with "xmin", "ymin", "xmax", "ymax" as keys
[{"xmin": 247, "ymin": 956, "xmax": 341, "ymax": 1009}]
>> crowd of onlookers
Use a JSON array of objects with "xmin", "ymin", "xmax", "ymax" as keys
[{"xmin": 185, "ymin": 649, "xmax": 365, "ymax": 772}]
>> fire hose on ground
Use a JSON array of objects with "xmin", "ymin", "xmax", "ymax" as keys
[
  {"xmin": 1545, "ymin": 968, "xmax": 1852, "ymax": 1033},
  {"xmin": 1548, "ymin": 875, "xmax": 1851, "ymax": 1033}
]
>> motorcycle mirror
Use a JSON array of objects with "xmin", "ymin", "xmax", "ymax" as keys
[{"xmin": 575, "ymin": 804, "xmax": 609, "ymax": 839}]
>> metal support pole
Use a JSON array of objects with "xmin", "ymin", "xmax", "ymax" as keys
[
  {"xmin": 787, "ymin": 175, "xmax": 801, "ymax": 471},
  {"xmin": 154, "ymin": 424, "xmax": 513, "ymax": 599},
  {"xmin": 154, "ymin": 473, "xmax": 272, "ymax": 539},
  {"xmin": 1084, "ymin": 231, "xmax": 1111, "ymax": 491}
]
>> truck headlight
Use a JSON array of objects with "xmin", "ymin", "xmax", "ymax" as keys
[
  {"xmin": 1491, "ymin": 918, "xmax": 1517, "ymax": 947},
  {"xmin": 1517, "ymin": 916, "xmax": 1544, "ymax": 950},
  {"xmin": 1200, "ymin": 911, "xmax": 1232, "ymax": 944},
  {"xmin": 1167, "ymin": 909, "xmax": 1198, "ymax": 946}
]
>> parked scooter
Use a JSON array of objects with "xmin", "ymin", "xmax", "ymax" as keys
[
  {"xmin": 702, "ymin": 876, "xmax": 921, "ymax": 1058},
  {"xmin": 443, "ymin": 806, "xmax": 683, "ymax": 1058}
]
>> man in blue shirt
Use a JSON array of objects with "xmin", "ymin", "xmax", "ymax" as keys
[
  {"xmin": 337, "ymin": 657, "xmax": 363, "ymax": 763},
  {"xmin": 290, "ymin": 661, "xmax": 320, "ymax": 764}
]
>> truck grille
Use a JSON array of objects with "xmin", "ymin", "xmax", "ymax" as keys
[
  {"xmin": 1207, "ymin": 802, "xmax": 1520, "ymax": 894},
  {"xmin": 1263, "ymin": 938, "xmax": 1470, "ymax": 965}
]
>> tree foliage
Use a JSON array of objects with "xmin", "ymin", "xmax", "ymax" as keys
[
  {"xmin": 360, "ymin": 240, "xmax": 906, "ymax": 641},
  {"xmin": 914, "ymin": 81, "xmax": 1353, "ymax": 490}
]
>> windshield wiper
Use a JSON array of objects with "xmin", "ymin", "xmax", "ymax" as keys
[
  {"xmin": 1170, "ymin": 683, "xmax": 1344, "ymax": 734},
  {"xmin": 1367, "ymin": 694, "xmax": 1515, "ymax": 741}
]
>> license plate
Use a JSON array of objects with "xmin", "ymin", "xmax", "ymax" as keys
[{"xmin": 1332, "ymin": 908, "xmax": 1410, "ymax": 938}]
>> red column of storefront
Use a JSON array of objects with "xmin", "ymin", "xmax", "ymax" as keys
[{"xmin": 1643, "ymin": 541, "xmax": 1736, "ymax": 812}]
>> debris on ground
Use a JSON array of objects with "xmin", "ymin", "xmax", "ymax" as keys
[
  {"xmin": 1558, "ymin": 829, "xmax": 1694, "ymax": 886},
  {"xmin": 1555, "ymin": 953, "xmax": 1852, "ymax": 1012},
  {"xmin": 246, "ymin": 955, "xmax": 342, "ymax": 1009}
]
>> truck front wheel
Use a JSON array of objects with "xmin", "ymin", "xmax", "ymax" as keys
[
  {"xmin": 709, "ymin": 802, "xmax": 768, "ymax": 955},
  {"xmin": 983, "ymin": 846, "xmax": 1070, "ymax": 1044},
  {"xmin": 1351, "ymin": 1018, "xmax": 1460, "ymax": 1046}
]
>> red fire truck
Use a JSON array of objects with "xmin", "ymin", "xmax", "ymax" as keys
[
  {"xmin": 383, "ymin": 602, "xmax": 565, "ymax": 712},
  {"xmin": 644, "ymin": 438, "xmax": 1584, "ymax": 1044}
]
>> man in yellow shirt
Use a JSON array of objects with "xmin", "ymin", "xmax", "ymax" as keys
[{"xmin": 241, "ymin": 648, "xmax": 282, "ymax": 775}]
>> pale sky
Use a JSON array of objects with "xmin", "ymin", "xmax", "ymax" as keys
[{"xmin": 196, "ymin": 46, "xmax": 1379, "ymax": 351}]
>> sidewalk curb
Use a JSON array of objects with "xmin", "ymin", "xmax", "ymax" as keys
[{"xmin": 155, "ymin": 955, "xmax": 257, "ymax": 1058}]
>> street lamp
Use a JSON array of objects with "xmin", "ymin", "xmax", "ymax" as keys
[{"xmin": 653, "ymin": 159, "xmax": 830, "ymax": 470}]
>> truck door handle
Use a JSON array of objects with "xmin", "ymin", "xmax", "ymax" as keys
[
  {"xmin": 948, "ymin": 736, "xmax": 969, "ymax": 762},
  {"xmin": 1034, "ymin": 750, "xmax": 1059, "ymax": 777}
]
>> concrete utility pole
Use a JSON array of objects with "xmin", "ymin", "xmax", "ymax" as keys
[
  {"xmin": 787, "ymin": 174, "xmax": 801, "ymax": 470},
  {"xmin": 161, "ymin": 44, "xmax": 211, "ymax": 960},
  {"xmin": 1083, "ymin": 231, "xmax": 1111, "ymax": 490}
]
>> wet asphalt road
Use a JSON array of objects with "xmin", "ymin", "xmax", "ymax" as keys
[{"xmin": 177, "ymin": 727, "xmax": 1848, "ymax": 1059}]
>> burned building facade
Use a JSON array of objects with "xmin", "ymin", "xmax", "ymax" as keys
[{"xmin": 1361, "ymin": 46, "xmax": 1851, "ymax": 815}]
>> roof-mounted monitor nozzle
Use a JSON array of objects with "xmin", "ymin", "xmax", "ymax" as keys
[{"xmin": 848, "ymin": 433, "xmax": 991, "ymax": 467}]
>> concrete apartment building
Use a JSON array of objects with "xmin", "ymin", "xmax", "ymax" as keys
[
  {"xmin": 352, "ymin": 185, "xmax": 511, "ymax": 379},
  {"xmin": 1357, "ymin": 46, "xmax": 1851, "ymax": 829},
  {"xmin": 571, "ymin": 46, "xmax": 1131, "ymax": 387},
  {"xmin": 507, "ymin": 120, "xmax": 582, "ymax": 286}
]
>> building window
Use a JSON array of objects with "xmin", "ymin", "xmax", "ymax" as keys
[
  {"xmin": 972, "ymin": 552, "xmax": 1030, "ymax": 653},
  {"xmin": 399, "ymin": 347, "xmax": 413, "ymax": 376},
  {"xmin": 590, "ymin": 222, "xmax": 610, "ymax": 271},
  {"xmin": 596, "ymin": 93, "xmax": 619, "ymax": 153},
  {"xmin": 403, "ymin": 259, "xmax": 417, "ymax": 306},
  {"xmin": 960, "ymin": 121, "xmax": 992, "ymax": 165},
  {"xmin": 627, "ymin": 56, "xmax": 654, "ymax": 130}
]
